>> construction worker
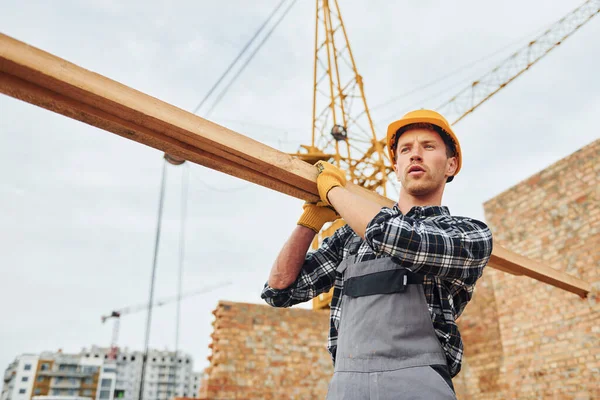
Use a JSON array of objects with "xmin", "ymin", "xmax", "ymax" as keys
[{"xmin": 262, "ymin": 109, "xmax": 493, "ymax": 399}]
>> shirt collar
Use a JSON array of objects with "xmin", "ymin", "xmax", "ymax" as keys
[{"xmin": 393, "ymin": 204, "xmax": 450, "ymax": 218}]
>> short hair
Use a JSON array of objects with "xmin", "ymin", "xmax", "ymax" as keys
[{"xmin": 393, "ymin": 122, "xmax": 457, "ymax": 159}]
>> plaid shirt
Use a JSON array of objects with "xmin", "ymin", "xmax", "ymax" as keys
[{"xmin": 261, "ymin": 205, "xmax": 493, "ymax": 377}]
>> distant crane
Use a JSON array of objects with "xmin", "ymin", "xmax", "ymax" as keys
[{"xmin": 101, "ymin": 281, "xmax": 231, "ymax": 360}]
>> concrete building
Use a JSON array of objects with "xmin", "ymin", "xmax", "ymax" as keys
[
  {"xmin": 81, "ymin": 347, "xmax": 196, "ymax": 400},
  {"xmin": 186, "ymin": 374, "xmax": 202, "ymax": 399},
  {"xmin": 3, "ymin": 348, "xmax": 200, "ymax": 400},
  {"xmin": 1, "ymin": 354, "xmax": 39, "ymax": 400},
  {"xmin": 1, "ymin": 351, "xmax": 115, "ymax": 400}
]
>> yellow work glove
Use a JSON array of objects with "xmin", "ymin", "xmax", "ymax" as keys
[
  {"xmin": 297, "ymin": 201, "xmax": 339, "ymax": 233},
  {"xmin": 315, "ymin": 161, "xmax": 347, "ymax": 206}
]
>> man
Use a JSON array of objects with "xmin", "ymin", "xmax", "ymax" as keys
[{"xmin": 261, "ymin": 109, "xmax": 493, "ymax": 399}]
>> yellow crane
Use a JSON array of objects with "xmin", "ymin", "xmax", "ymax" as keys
[
  {"xmin": 293, "ymin": 0, "xmax": 390, "ymax": 196},
  {"xmin": 300, "ymin": 0, "xmax": 600, "ymax": 310}
]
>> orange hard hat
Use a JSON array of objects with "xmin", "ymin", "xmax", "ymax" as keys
[{"xmin": 386, "ymin": 109, "xmax": 462, "ymax": 179}]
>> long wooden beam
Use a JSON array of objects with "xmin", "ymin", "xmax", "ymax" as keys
[{"xmin": 0, "ymin": 33, "xmax": 590, "ymax": 298}]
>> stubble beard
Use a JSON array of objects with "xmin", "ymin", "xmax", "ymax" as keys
[
  {"xmin": 405, "ymin": 179, "xmax": 434, "ymax": 196},
  {"xmin": 403, "ymin": 172, "xmax": 445, "ymax": 197}
]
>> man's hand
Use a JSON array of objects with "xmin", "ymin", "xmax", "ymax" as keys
[
  {"xmin": 315, "ymin": 161, "xmax": 347, "ymax": 206},
  {"xmin": 297, "ymin": 201, "xmax": 339, "ymax": 233}
]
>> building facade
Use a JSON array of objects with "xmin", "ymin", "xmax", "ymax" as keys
[
  {"xmin": 2, "ymin": 354, "xmax": 39, "ymax": 400},
  {"xmin": 3, "ymin": 348, "xmax": 200, "ymax": 400},
  {"xmin": 81, "ymin": 347, "xmax": 196, "ymax": 400},
  {"xmin": 1, "ymin": 351, "xmax": 115, "ymax": 400},
  {"xmin": 186, "ymin": 374, "xmax": 202, "ymax": 399}
]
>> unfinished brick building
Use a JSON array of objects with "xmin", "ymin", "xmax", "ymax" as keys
[
  {"xmin": 453, "ymin": 138, "xmax": 599, "ymax": 399},
  {"xmin": 199, "ymin": 139, "xmax": 599, "ymax": 400},
  {"xmin": 198, "ymin": 302, "xmax": 332, "ymax": 399}
]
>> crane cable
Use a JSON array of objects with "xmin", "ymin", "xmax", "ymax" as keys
[
  {"xmin": 190, "ymin": 0, "xmax": 299, "ymax": 194},
  {"xmin": 138, "ymin": 3, "xmax": 300, "ymax": 397},
  {"xmin": 202, "ymin": 0, "xmax": 298, "ymax": 118},
  {"xmin": 192, "ymin": 0, "xmax": 296, "ymax": 117},
  {"xmin": 173, "ymin": 163, "xmax": 189, "ymax": 397},
  {"xmin": 139, "ymin": 158, "xmax": 168, "ymax": 400}
]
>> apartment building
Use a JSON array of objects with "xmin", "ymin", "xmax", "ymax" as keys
[
  {"xmin": 3, "ymin": 348, "xmax": 200, "ymax": 400},
  {"xmin": 1, "ymin": 354, "xmax": 39, "ymax": 400},
  {"xmin": 187, "ymin": 374, "xmax": 202, "ymax": 399},
  {"xmin": 1, "ymin": 352, "xmax": 115, "ymax": 400},
  {"xmin": 82, "ymin": 346, "xmax": 197, "ymax": 400}
]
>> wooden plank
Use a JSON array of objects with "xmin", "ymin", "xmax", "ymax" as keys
[
  {"xmin": 489, "ymin": 246, "xmax": 589, "ymax": 298},
  {"xmin": 0, "ymin": 33, "xmax": 591, "ymax": 298},
  {"xmin": 0, "ymin": 71, "xmax": 318, "ymax": 202},
  {"xmin": 0, "ymin": 34, "xmax": 318, "ymax": 196}
]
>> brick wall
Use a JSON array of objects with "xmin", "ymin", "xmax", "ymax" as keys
[
  {"xmin": 454, "ymin": 139, "xmax": 600, "ymax": 399},
  {"xmin": 198, "ymin": 301, "xmax": 333, "ymax": 400}
]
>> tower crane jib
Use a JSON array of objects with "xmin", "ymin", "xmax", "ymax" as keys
[
  {"xmin": 100, "ymin": 281, "xmax": 231, "ymax": 360},
  {"xmin": 436, "ymin": 0, "xmax": 600, "ymax": 125}
]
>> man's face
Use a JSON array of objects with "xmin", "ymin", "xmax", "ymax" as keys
[{"xmin": 392, "ymin": 129, "xmax": 457, "ymax": 196}]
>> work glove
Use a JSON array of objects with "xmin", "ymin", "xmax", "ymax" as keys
[
  {"xmin": 297, "ymin": 201, "xmax": 339, "ymax": 233},
  {"xmin": 315, "ymin": 161, "xmax": 347, "ymax": 206}
]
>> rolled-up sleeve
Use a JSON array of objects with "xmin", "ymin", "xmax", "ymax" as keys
[
  {"xmin": 261, "ymin": 225, "xmax": 351, "ymax": 308},
  {"xmin": 364, "ymin": 208, "xmax": 493, "ymax": 285}
]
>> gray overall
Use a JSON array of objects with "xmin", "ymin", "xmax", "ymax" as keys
[{"xmin": 326, "ymin": 256, "xmax": 457, "ymax": 400}]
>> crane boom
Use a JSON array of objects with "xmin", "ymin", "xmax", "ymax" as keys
[
  {"xmin": 101, "ymin": 281, "xmax": 231, "ymax": 320},
  {"xmin": 101, "ymin": 281, "xmax": 231, "ymax": 359},
  {"xmin": 436, "ymin": 0, "xmax": 600, "ymax": 125}
]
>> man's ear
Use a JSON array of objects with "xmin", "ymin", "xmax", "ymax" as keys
[
  {"xmin": 446, "ymin": 157, "xmax": 458, "ymax": 178},
  {"xmin": 392, "ymin": 163, "xmax": 400, "ymax": 181}
]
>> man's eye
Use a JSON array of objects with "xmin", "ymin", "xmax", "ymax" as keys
[
  {"xmin": 425, "ymin": 145, "xmax": 434, "ymax": 149},
  {"xmin": 400, "ymin": 147, "xmax": 409, "ymax": 153}
]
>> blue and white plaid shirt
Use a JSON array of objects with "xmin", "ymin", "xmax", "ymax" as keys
[{"xmin": 261, "ymin": 205, "xmax": 493, "ymax": 377}]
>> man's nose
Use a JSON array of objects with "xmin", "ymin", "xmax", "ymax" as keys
[{"xmin": 409, "ymin": 146, "xmax": 423, "ymax": 162}]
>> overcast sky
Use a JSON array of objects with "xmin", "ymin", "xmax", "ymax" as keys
[{"xmin": 1, "ymin": 0, "xmax": 599, "ymax": 375}]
